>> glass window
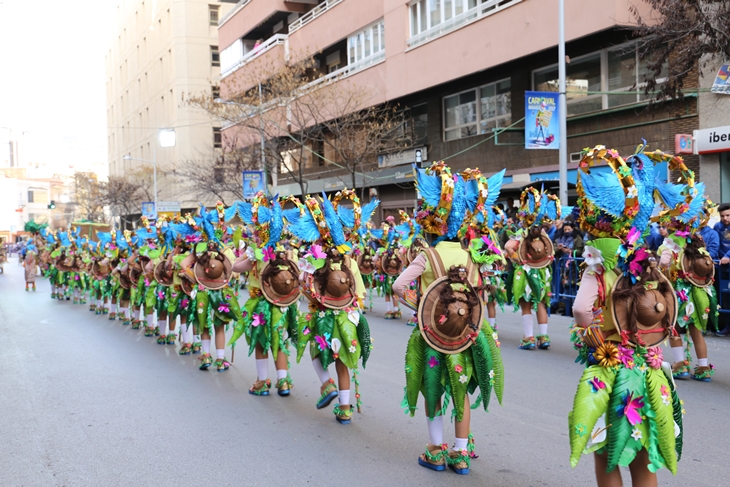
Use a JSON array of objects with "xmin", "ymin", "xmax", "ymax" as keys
[
  {"xmin": 608, "ymin": 48, "xmax": 637, "ymax": 108},
  {"xmin": 455, "ymin": 0, "xmax": 465, "ymax": 15},
  {"xmin": 479, "ymin": 78, "xmax": 511, "ymax": 133},
  {"xmin": 445, "ymin": 0, "xmax": 454, "ymax": 20},
  {"xmin": 444, "ymin": 79, "xmax": 510, "ymax": 141},
  {"xmin": 534, "ymin": 54, "xmax": 601, "ymax": 115},
  {"xmin": 429, "ymin": 0, "xmax": 441, "ymax": 28},
  {"xmin": 373, "ymin": 24, "xmax": 380, "ymax": 52},
  {"xmin": 364, "ymin": 29, "xmax": 371, "ymax": 58},
  {"xmin": 209, "ymin": 5, "xmax": 219, "ymax": 26},
  {"xmin": 347, "ymin": 20, "xmax": 385, "ymax": 64}
]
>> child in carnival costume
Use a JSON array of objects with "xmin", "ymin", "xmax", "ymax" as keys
[
  {"xmin": 504, "ymin": 187, "xmax": 560, "ymax": 350},
  {"xmin": 39, "ymin": 228, "xmax": 61, "ymax": 299},
  {"xmin": 92, "ymin": 231, "xmax": 117, "ymax": 315},
  {"xmin": 151, "ymin": 217, "xmax": 181, "ymax": 345},
  {"xmin": 23, "ymin": 243, "xmax": 38, "ymax": 291},
  {"xmin": 647, "ymin": 152, "xmax": 719, "ymax": 382},
  {"xmin": 112, "ymin": 230, "xmax": 134, "ymax": 327},
  {"xmin": 229, "ymin": 193, "xmax": 300, "ymax": 396},
  {"xmin": 393, "ymin": 162, "xmax": 506, "ymax": 476},
  {"xmin": 372, "ymin": 215, "xmax": 409, "ymax": 319},
  {"xmin": 287, "ymin": 190, "xmax": 378, "ymax": 424},
  {"xmin": 353, "ymin": 222, "xmax": 378, "ymax": 313},
  {"xmin": 135, "ymin": 221, "xmax": 162, "ymax": 338},
  {"xmin": 570, "ymin": 144, "xmax": 684, "ymax": 486},
  {"xmin": 181, "ymin": 203, "xmax": 242, "ymax": 371},
  {"xmin": 395, "ymin": 210, "xmax": 426, "ymax": 327}
]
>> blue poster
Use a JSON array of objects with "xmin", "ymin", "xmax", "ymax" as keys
[
  {"xmin": 141, "ymin": 202, "xmax": 156, "ymax": 220},
  {"xmin": 242, "ymin": 171, "xmax": 266, "ymax": 199},
  {"xmin": 525, "ymin": 91, "xmax": 559, "ymax": 150}
]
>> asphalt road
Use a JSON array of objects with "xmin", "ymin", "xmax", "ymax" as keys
[{"xmin": 2, "ymin": 261, "xmax": 730, "ymax": 487}]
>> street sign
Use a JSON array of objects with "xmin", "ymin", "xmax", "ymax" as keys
[
  {"xmin": 675, "ymin": 134, "xmax": 693, "ymax": 155},
  {"xmin": 156, "ymin": 201, "xmax": 180, "ymax": 213},
  {"xmin": 694, "ymin": 125, "xmax": 730, "ymax": 154},
  {"xmin": 242, "ymin": 171, "xmax": 265, "ymax": 199},
  {"xmin": 377, "ymin": 147, "xmax": 428, "ymax": 168}
]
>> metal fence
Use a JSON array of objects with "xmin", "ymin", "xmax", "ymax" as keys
[{"xmin": 550, "ymin": 256, "xmax": 730, "ymax": 324}]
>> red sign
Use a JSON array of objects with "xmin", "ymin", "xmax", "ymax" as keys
[{"xmin": 675, "ymin": 134, "xmax": 693, "ymax": 155}]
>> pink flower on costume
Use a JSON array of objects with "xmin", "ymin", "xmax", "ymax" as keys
[
  {"xmin": 315, "ymin": 335, "xmax": 330, "ymax": 351},
  {"xmin": 617, "ymin": 345, "xmax": 635, "ymax": 368},
  {"xmin": 427, "ymin": 356, "xmax": 439, "ymax": 368},
  {"xmin": 645, "ymin": 346, "xmax": 663, "ymax": 369},
  {"xmin": 251, "ymin": 313, "xmax": 264, "ymax": 327},
  {"xmin": 157, "ymin": 291, "xmax": 165, "ymax": 300},
  {"xmin": 262, "ymin": 247, "xmax": 276, "ymax": 262},
  {"xmin": 218, "ymin": 304, "xmax": 230, "ymax": 313},
  {"xmin": 621, "ymin": 392, "xmax": 645, "ymax": 425},
  {"xmin": 454, "ymin": 364, "xmax": 463, "ymax": 373},
  {"xmin": 676, "ymin": 289, "xmax": 688, "ymax": 302},
  {"xmin": 309, "ymin": 244, "xmax": 326, "ymax": 260}
]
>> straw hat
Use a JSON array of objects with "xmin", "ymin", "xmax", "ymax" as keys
[
  {"xmin": 193, "ymin": 252, "xmax": 233, "ymax": 290},
  {"xmin": 261, "ymin": 256, "xmax": 301, "ymax": 307},
  {"xmin": 154, "ymin": 258, "xmax": 175, "ymax": 287},
  {"xmin": 518, "ymin": 230, "xmax": 553, "ymax": 269},
  {"xmin": 680, "ymin": 251, "xmax": 714, "ymax": 288}
]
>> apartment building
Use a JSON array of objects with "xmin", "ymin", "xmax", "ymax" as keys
[
  {"xmin": 218, "ymin": 0, "xmax": 701, "ymax": 219},
  {"xmin": 106, "ymin": 0, "xmax": 237, "ymax": 210}
]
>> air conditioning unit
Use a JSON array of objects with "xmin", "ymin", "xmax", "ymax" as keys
[{"xmin": 570, "ymin": 152, "xmax": 582, "ymax": 163}]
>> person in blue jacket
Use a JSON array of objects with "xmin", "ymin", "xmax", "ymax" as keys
[
  {"xmin": 699, "ymin": 225, "xmax": 719, "ymax": 260},
  {"xmin": 645, "ymin": 224, "xmax": 666, "ymax": 251},
  {"xmin": 714, "ymin": 203, "xmax": 730, "ymax": 336}
]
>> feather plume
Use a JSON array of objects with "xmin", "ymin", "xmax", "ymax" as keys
[
  {"xmin": 484, "ymin": 169, "xmax": 506, "ymax": 207},
  {"xmin": 266, "ymin": 200, "xmax": 284, "ymax": 248},
  {"xmin": 361, "ymin": 198, "xmax": 379, "ymax": 225},
  {"xmin": 321, "ymin": 193, "xmax": 347, "ymax": 248},
  {"xmin": 580, "ymin": 171, "xmax": 627, "ymax": 218},
  {"xmin": 288, "ymin": 210, "xmax": 321, "ymax": 243},
  {"xmin": 653, "ymin": 177, "xmax": 686, "ymax": 210},
  {"xmin": 414, "ymin": 165, "xmax": 442, "ymax": 208}
]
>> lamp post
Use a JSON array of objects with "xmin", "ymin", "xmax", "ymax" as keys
[
  {"xmin": 123, "ymin": 129, "xmax": 176, "ymax": 220},
  {"xmin": 558, "ymin": 0, "xmax": 568, "ymax": 206}
]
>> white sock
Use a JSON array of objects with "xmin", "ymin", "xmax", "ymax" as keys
[
  {"xmin": 146, "ymin": 315, "xmax": 155, "ymax": 327},
  {"xmin": 158, "ymin": 320, "xmax": 167, "ymax": 335},
  {"xmin": 488, "ymin": 317, "xmax": 496, "ymax": 328},
  {"xmin": 119, "ymin": 307, "xmax": 128, "ymax": 318},
  {"xmin": 194, "ymin": 334, "xmax": 201, "ymax": 343},
  {"xmin": 386, "ymin": 301, "xmax": 392, "ymax": 312},
  {"xmin": 111, "ymin": 303, "xmax": 117, "ymax": 313},
  {"xmin": 522, "ymin": 314, "xmax": 534, "ymax": 337},
  {"xmin": 312, "ymin": 359, "xmax": 330, "ymax": 384},
  {"xmin": 427, "ymin": 416, "xmax": 444, "ymax": 445},
  {"xmin": 216, "ymin": 349, "xmax": 225, "ymax": 360},
  {"xmin": 671, "ymin": 346, "xmax": 684, "ymax": 363},
  {"xmin": 276, "ymin": 369, "xmax": 288, "ymax": 380},
  {"xmin": 256, "ymin": 359, "xmax": 268, "ymax": 381},
  {"xmin": 183, "ymin": 324, "xmax": 193, "ymax": 343},
  {"xmin": 338, "ymin": 389, "xmax": 351, "ymax": 406},
  {"xmin": 454, "ymin": 437, "xmax": 468, "ymax": 452},
  {"xmin": 538, "ymin": 323, "xmax": 548, "ymax": 335},
  {"xmin": 698, "ymin": 358, "xmax": 708, "ymax": 367},
  {"xmin": 96, "ymin": 298, "xmax": 101, "ymax": 307},
  {"xmin": 202, "ymin": 339, "xmax": 211, "ymax": 355},
  {"xmin": 133, "ymin": 309, "xmax": 140, "ymax": 320}
]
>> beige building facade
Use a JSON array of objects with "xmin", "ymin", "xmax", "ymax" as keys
[{"xmin": 106, "ymin": 0, "xmax": 236, "ymax": 209}]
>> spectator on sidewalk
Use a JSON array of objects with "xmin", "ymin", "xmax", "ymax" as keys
[
  {"xmin": 554, "ymin": 219, "xmax": 584, "ymax": 259},
  {"xmin": 715, "ymin": 203, "xmax": 730, "ymax": 264},
  {"xmin": 645, "ymin": 224, "xmax": 666, "ymax": 251},
  {"xmin": 547, "ymin": 218, "xmax": 563, "ymax": 240}
]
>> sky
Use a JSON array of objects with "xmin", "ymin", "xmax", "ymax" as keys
[{"xmin": 0, "ymin": 0, "xmax": 112, "ymax": 177}]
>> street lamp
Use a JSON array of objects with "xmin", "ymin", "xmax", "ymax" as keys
[{"xmin": 123, "ymin": 129, "xmax": 176, "ymax": 220}]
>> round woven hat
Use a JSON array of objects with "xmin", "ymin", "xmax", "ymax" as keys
[
  {"xmin": 154, "ymin": 259, "xmax": 175, "ymax": 287},
  {"xmin": 518, "ymin": 230, "xmax": 553, "ymax": 269},
  {"xmin": 117, "ymin": 268, "xmax": 132, "ymax": 290},
  {"xmin": 56, "ymin": 254, "xmax": 73, "ymax": 272},
  {"xmin": 407, "ymin": 237, "xmax": 429, "ymax": 265},
  {"xmin": 180, "ymin": 275, "xmax": 195, "ymax": 296},
  {"xmin": 142, "ymin": 257, "xmax": 155, "ymax": 283},
  {"xmin": 681, "ymin": 251, "xmax": 714, "ymax": 288},
  {"xmin": 611, "ymin": 271, "xmax": 677, "ymax": 347},
  {"xmin": 194, "ymin": 252, "xmax": 233, "ymax": 290},
  {"xmin": 261, "ymin": 258, "xmax": 301, "ymax": 307},
  {"xmin": 92, "ymin": 258, "xmax": 111, "ymax": 280},
  {"xmin": 357, "ymin": 251, "xmax": 376, "ymax": 276},
  {"xmin": 379, "ymin": 251, "xmax": 404, "ymax": 277},
  {"xmin": 309, "ymin": 257, "xmax": 357, "ymax": 310}
]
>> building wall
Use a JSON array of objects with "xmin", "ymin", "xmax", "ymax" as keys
[{"xmin": 106, "ymin": 0, "xmax": 234, "ymax": 207}]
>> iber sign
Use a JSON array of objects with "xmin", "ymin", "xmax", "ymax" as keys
[{"xmin": 694, "ymin": 125, "xmax": 730, "ymax": 154}]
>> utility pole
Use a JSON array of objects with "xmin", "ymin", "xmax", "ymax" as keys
[{"xmin": 558, "ymin": 0, "xmax": 568, "ymax": 206}]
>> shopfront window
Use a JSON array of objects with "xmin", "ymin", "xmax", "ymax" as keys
[{"xmin": 443, "ymin": 78, "xmax": 511, "ymax": 141}]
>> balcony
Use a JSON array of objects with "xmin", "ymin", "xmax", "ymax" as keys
[
  {"xmin": 218, "ymin": 0, "xmax": 252, "ymax": 28},
  {"xmin": 289, "ymin": 0, "xmax": 346, "ymax": 34},
  {"xmin": 221, "ymin": 34, "xmax": 289, "ymax": 79},
  {"xmin": 407, "ymin": 0, "xmax": 522, "ymax": 49},
  {"xmin": 299, "ymin": 50, "xmax": 385, "ymax": 93}
]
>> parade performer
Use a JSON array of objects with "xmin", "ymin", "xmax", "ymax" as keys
[
  {"xmin": 112, "ymin": 231, "xmax": 133, "ymax": 326},
  {"xmin": 569, "ymin": 145, "xmax": 684, "ymax": 485},
  {"xmin": 372, "ymin": 216, "xmax": 407, "ymax": 319},
  {"xmin": 649, "ymin": 152, "xmax": 718, "ymax": 382},
  {"xmin": 287, "ymin": 191, "xmax": 377, "ymax": 424},
  {"xmin": 393, "ymin": 162, "xmax": 505, "ymax": 476},
  {"xmin": 229, "ymin": 193, "xmax": 300, "ymax": 396},
  {"xmin": 174, "ymin": 204, "xmax": 241, "ymax": 371},
  {"xmin": 504, "ymin": 187, "xmax": 560, "ymax": 350},
  {"xmin": 23, "ymin": 243, "xmax": 38, "ymax": 291}
]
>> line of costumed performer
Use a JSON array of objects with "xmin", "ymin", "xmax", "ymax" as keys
[
  {"xmin": 286, "ymin": 190, "xmax": 378, "ymax": 424},
  {"xmin": 393, "ymin": 161, "xmax": 506, "ymax": 476},
  {"xmin": 569, "ymin": 143, "xmax": 687, "ymax": 487}
]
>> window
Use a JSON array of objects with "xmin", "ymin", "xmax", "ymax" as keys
[
  {"xmin": 212, "ymin": 85, "xmax": 220, "ymax": 99},
  {"xmin": 348, "ymin": 20, "xmax": 385, "ymax": 65},
  {"xmin": 27, "ymin": 190, "xmax": 34, "ymax": 203},
  {"xmin": 410, "ymin": 0, "xmax": 483, "ymax": 36},
  {"xmin": 213, "ymin": 127, "xmax": 222, "ymax": 148},
  {"xmin": 209, "ymin": 5, "xmax": 219, "ymax": 25},
  {"xmin": 532, "ymin": 42, "xmax": 668, "ymax": 116},
  {"xmin": 443, "ymin": 78, "xmax": 511, "ymax": 141},
  {"xmin": 211, "ymin": 45, "xmax": 220, "ymax": 67}
]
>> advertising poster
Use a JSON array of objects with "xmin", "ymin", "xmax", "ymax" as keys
[
  {"xmin": 711, "ymin": 63, "xmax": 730, "ymax": 94},
  {"xmin": 242, "ymin": 171, "xmax": 266, "ymax": 199},
  {"xmin": 525, "ymin": 91, "xmax": 559, "ymax": 150},
  {"xmin": 141, "ymin": 202, "xmax": 156, "ymax": 220}
]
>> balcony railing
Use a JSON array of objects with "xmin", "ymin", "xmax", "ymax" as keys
[
  {"xmin": 218, "ymin": 0, "xmax": 252, "ymax": 28},
  {"xmin": 407, "ymin": 0, "xmax": 522, "ymax": 49},
  {"xmin": 221, "ymin": 34, "xmax": 289, "ymax": 79},
  {"xmin": 289, "ymin": 0, "xmax": 346, "ymax": 34}
]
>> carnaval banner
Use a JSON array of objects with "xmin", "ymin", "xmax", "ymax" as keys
[
  {"xmin": 141, "ymin": 202, "xmax": 156, "ymax": 220},
  {"xmin": 242, "ymin": 171, "xmax": 266, "ymax": 199},
  {"xmin": 525, "ymin": 91, "xmax": 559, "ymax": 150},
  {"xmin": 711, "ymin": 63, "xmax": 730, "ymax": 94}
]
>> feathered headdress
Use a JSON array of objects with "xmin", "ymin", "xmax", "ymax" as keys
[
  {"xmin": 517, "ymin": 186, "xmax": 561, "ymax": 229},
  {"xmin": 234, "ymin": 191, "xmax": 284, "ymax": 251},
  {"xmin": 414, "ymin": 161, "xmax": 482, "ymax": 243}
]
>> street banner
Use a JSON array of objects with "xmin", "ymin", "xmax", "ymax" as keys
[
  {"xmin": 711, "ymin": 63, "xmax": 730, "ymax": 94},
  {"xmin": 141, "ymin": 202, "xmax": 156, "ymax": 220},
  {"xmin": 242, "ymin": 171, "xmax": 266, "ymax": 199},
  {"xmin": 525, "ymin": 91, "xmax": 559, "ymax": 150}
]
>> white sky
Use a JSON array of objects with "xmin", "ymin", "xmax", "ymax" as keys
[{"xmin": 0, "ymin": 0, "xmax": 111, "ymax": 175}]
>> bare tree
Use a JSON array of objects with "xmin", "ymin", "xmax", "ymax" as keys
[
  {"xmin": 70, "ymin": 172, "xmax": 105, "ymax": 222},
  {"xmin": 631, "ymin": 0, "xmax": 730, "ymax": 99},
  {"xmin": 103, "ymin": 174, "xmax": 143, "ymax": 227},
  {"xmin": 187, "ymin": 53, "xmax": 419, "ymax": 198}
]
